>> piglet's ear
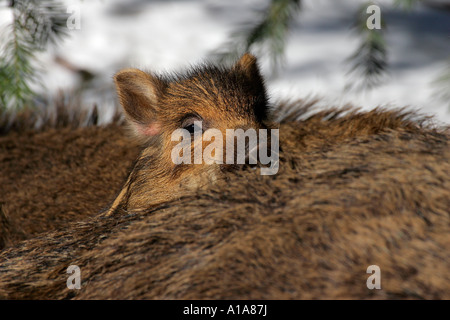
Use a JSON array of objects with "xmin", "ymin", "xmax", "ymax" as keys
[
  {"xmin": 232, "ymin": 53, "xmax": 269, "ymax": 122},
  {"xmin": 232, "ymin": 53, "xmax": 263, "ymax": 83},
  {"xmin": 114, "ymin": 68, "xmax": 166, "ymax": 137}
]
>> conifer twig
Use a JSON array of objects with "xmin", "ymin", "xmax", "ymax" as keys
[
  {"xmin": 0, "ymin": 0, "xmax": 68, "ymax": 110},
  {"xmin": 211, "ymin": 0, "xmax": 301, "ymax": 74}
]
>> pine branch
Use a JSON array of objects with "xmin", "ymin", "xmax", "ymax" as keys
[
  {"xmin": 211, "ymin": 0, "xmax": 301, "ymax": 74},
  {"xmin": 0, "ymin": 0, "xmax": 69, "ymax": 111},
  {"xmin": 345, "ymin": 2, "xmax": 388, "ymax": 91}
]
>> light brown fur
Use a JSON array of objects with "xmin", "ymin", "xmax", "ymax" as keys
[
  {"xmin": 106, "ymin": 54, "xmax": 272, "ymax": 215},
  {"xmin": 0, "ymin": 54, "xmax": 448, "ymax": 299}
]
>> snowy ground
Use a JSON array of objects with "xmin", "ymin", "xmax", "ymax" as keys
[{"xmin": 1, "ymin": 0, "xmax": 449, "ymax": 125}]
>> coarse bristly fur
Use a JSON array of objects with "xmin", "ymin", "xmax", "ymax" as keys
[{"xmin": 0, "ymin": 54, "xmax": 449, "ymax": 299}]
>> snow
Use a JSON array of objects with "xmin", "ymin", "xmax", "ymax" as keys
[{"xmin": 1, "ymin": 0, "xmax": 449, "ymax": 125}]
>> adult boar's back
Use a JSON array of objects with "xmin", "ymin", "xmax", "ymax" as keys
[
  {"xmin": 0, "ymin": 124, "xmax": 140, "ymax": 249},
  {"xmin": 0, "ymin": 102, "xmax": 449, "ymax": 299}
]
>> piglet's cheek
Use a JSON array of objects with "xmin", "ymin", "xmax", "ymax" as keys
[{"xmin": 139, "ymin": 122, "xmax": 161, "ymax": 136}]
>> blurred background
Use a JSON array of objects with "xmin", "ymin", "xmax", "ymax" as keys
[{"xmin": 0, "ymin": 0, "xmax": 449, "ymax": 127}]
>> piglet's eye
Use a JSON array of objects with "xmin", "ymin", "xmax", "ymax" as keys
[{"xmin": 183, "ymin": 121, "xmax": 203, "ymax": 134}]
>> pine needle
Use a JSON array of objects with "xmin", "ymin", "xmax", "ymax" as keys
[
  {"xmin": 0, "ymin": 0, "xmax": 69, "ymax": 111},
  {"xmin": 345, "ymin": 1, "xmax": 388, "ymax": 91},
  {"xmin": 211, "ymin": 0, "xmax": 302, "ymax": 75}
]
